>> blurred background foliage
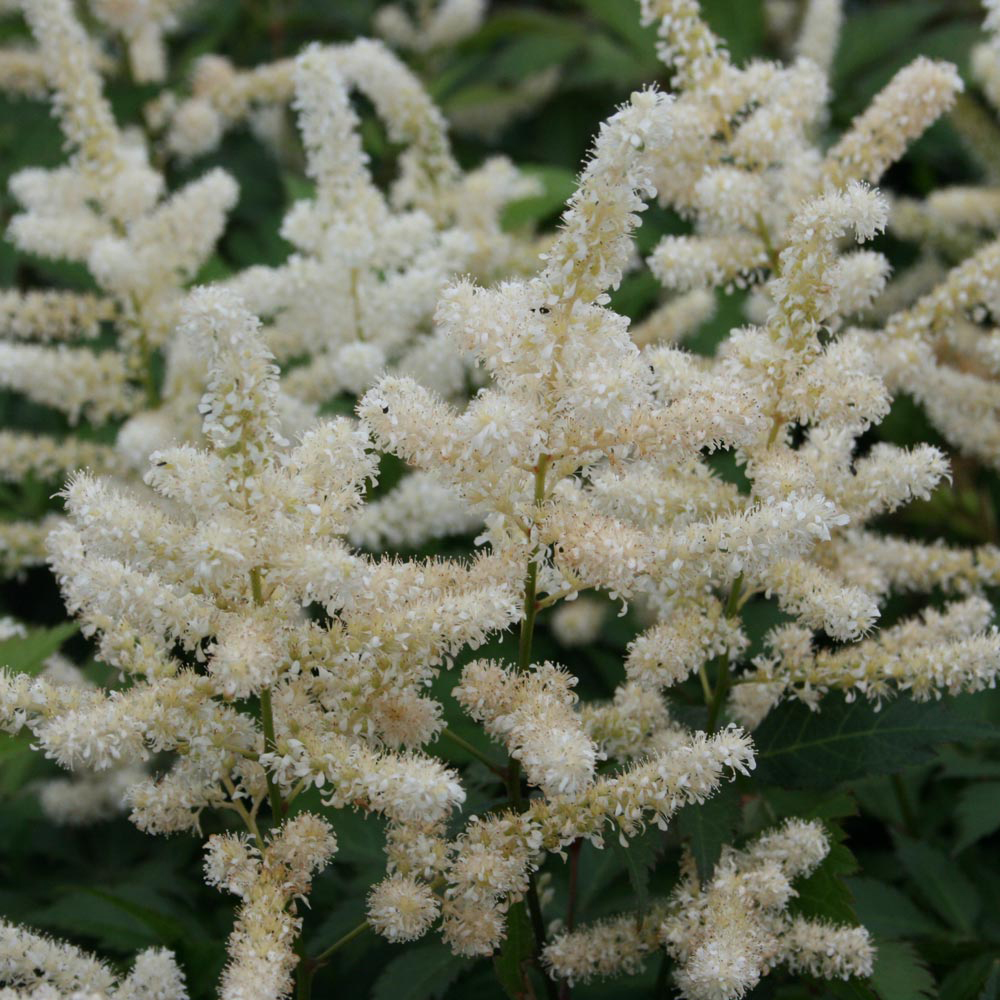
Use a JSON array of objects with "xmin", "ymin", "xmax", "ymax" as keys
[{"xmin": 2, "ymin": 2, "xmax": 1000, "ymax": 999}]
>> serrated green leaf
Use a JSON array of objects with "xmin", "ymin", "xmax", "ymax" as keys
[
  {"xmin": 494, "ymin": 901, "xmax": 535, "ymax": 1000},
  {"xmin": 576, "ymin": 840, "xmax": 625, "ymax": 918},
  {"xmin": 872, "ymin": 940, "xmax": 937, "ymax": 1000},
  {"xmin": 327, "ymin": 809, "xmax": 386, "ymax": 870},
  {"xmin": 761, "ymin": 788, "xmax": 858, "ymax": 822},
  {"xmin": 0, "ymin": 622, "xmax": 78, "ymax": 677},
  {"xmin": 29, "ymin": 888, "xmax": 174, "ymax": 954},
  {"xmin": 940, "ymin": 956, "xmax": 1000, "ymax": 1000},
  {"xmin": 82, "ymin": 887, "xmax": 188, "ymax": 944},
  {"xmin": 754, "ymin": 695, "xmax": 994, "ymax": 789},
  {"xmin": 847, "ymin": 878, "xmax": 941, "ymax": 940},
  {"xmin": 827, "ymin": 977, "xmax": 883, "ymax": 1000},
  {"xmin": 789, "ymin": 827, "xmax": 860, "ymax": 926},
  {"xmin": 676, "ymin": 782, "xmax": 740, "ymax": 884},
  {"xmin": 611, "ymin": 825, "xmax": 660, "ymax": 922},
  {"xmin": 372, "ymin": 942, "xmax": 471, "ymax": 1000},
  {"xmin": 954, "ymin": 783, "xmax": 1000, "ymax": 854},
  {"xmin": 979, "ymin": 961, "xmax": 1000, "ymax": 1000},
  {"xmin": 895, "ymin": 837, "xmax": 979, "ymax": 935},
  {"xmin": 936, "ymin": 749, "xmax": 1000, "ymax": 780}
]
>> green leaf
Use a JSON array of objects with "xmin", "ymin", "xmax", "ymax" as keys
[
  {"xmin": 327, "ymin": 809, "xmax": 386, "ymax": 870},
  {"xmin": 954, "ymin": 783, "xmax": 1000, "ymax": 854},
  {"xmin": 827, "ymin": 977, "xmax": 883, "ymax": 1000},
  {"xmin": 676, "ymin": 782, "xmax": 740, "ymax": 884},
  {"xmin": 847, "ymin": 878, "xmax": 941, "ymax": 940},
  {"xmin": 304, "ymin": 899, "xmax": 367, "ymax": 959},
  {"xmin": 29, "ymin": 887, "xmax": 181, "ymax": 954},
  {"xmin": 283, "ymin": 172, "xmax": 315, "ymax": 204},
  {"xmin": 936, "ymin": 748, "xmax": 1000, "ymax": 780},
  {"xmin": 576, "ymin": 840, "xmax": 626, "ymax": 917},
  {"xmin": 501, "ymin": 164, "xmax": 577, "ymax": 231},
  {"xmin": 0, "ymin": 732, "xmax": 44, "ymax": 796},
  {"xmin": 493, "ymin": 901, "xmax": 534, "ymax": 1000},
  {"xmin": 700, "ymin": 0, "xmax": 765, "ymax": 63},
  {"xmin": 980, "ymin": 961, "xmax": 1000, "ymax": 1000},
  {"xmin": 488, "ymin": 34, "xmax": 579, "ymax": 80},
  {"xmin": 0, "ymin": 622, "xmax": 78, "ymax": 677},
  {"xmin": 940, "ymin": 956, "xmax": 1000, "ymax": 1000},
  {"xmin": 895, "ymin": 837, "xmax": 980, "ymax": 935},
  {"xmin": 81, "ymin": 887, "xmax": 188, "ymax": 944},
  {"xmin": 833, "ymin": 2, "xmax": 938, "ymax": 86},
  {"xmin": 574, "ymin": 0, "xmax": 657, "ymax": 54},
  {"xmin": 789, "ymin": 825, "xmax": 860, "ymax": 925},
  {"xmin": 372, "ymin": 942, "xmax": 471, "ymax": 1000},
  {"xmin": 611, "ymin": 825, "xmax": 661, "ymax": 922},
  {"xmin": 568, "ymin": 34, "xmax": 656, "ymax": 88},
  {"xmin": 760, "ymin": 788, "xmax": 858, "ymax": 822},
  {"xmin": 872, "ymin": 940, "xmax": 937, "ymax": 1000},
  {"xmin": 754, "ymin": 695, "xmax": 994, "ymax": 789}
]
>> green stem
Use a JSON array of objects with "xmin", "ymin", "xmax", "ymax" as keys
[
  {"xmin": 222, "ymin": 775, "xmax": 263, "ymax": 845},
  {"xmin": 755, "ymin": 212, "xmax": 781, "ymax": 272},
  {"xmin": 724, "ymin": 574, "xmax": 743, "ymax": 618},
  {"xmin": 259, "ymin": 688, "xmax": 285, "ymax": 822},
  {"xmin": 705, "ymin": 575, "xmax": 743, "ymax": 733},
  {"xmin": 294, "ymin": 919, "xmax": 371, "ymax": 1000},
  {"xmin": 250, "ymin": 566, "xmax": 284, "ymax": 823},
  {"xmin": 517, "ymin": 455, "xmax": 549, "ymax": 672},
  {"xmin": 698, "ymin": 665, "xmax": 713, "ymax": 704},
  {"xmin": 505, "ymin": 456, "xmax": 556, "ymax": 997},
  {"xmin": 250, "ymin": 566, "xmax": 264, "ymax": 605},
  {"xmin": 653, "ymin": 951, "xmax": 670, "ymax": 997},
  {"xmin": 441, "ymin": 727, "xmax": 506, "ymax": 778},
  {"xmin": 311, "ymin": 919, "xmax": 370, "ymax": 965},
  {"xmin": 519, "ymin": 560, "xmax": 539, "ymax": 668},
  {"xmin": 295, "ymin": 958, "xmax": 315, "ymax": 1000}
]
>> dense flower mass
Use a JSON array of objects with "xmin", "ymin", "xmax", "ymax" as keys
[{"xmin": 0, "ymin": 0, "xmax": 998, "ymax": 998}]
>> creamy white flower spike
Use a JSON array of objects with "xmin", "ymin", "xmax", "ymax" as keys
[
  {"xmin": 0, "ymin": 920, "xmax": 187, "ymax": 1000},
  {"xmin": 544, "ymin": 821, "xmax": 874, "ymax": 999}
]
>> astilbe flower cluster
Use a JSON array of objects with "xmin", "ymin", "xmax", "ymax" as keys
[
  {"xmin": 0, "ymin": 0, "xmax": 239, "ymax": 576},
  {"xmin": 543, "ymin": 820, "xmax": 874, "ymax": 995},
  {"xmin": 1, "ymin": 0, "xmax": 1000, "ymax": 998},
  {"xmin": 0, "ymin": 0, "xmax": 542, "ymax": 582}
]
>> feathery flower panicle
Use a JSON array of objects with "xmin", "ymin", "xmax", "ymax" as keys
[
  {"xmin": 794, "ymin": 0, "xmax": 843, "ymax": 75},
  {"xmin": 210, "ymin": 814, "xmax": 337, "ymax": 1000},
  {"xmin": 544, "ymin": 821, "xmax": 874, "ymax": 998},
  {"xmin": 1, "ymin": 287, "xmax": 529, "ymax": 993},
  {"xmin": 440, "ymin": 726, "xmax": 754, "ymax": 956},
  {"xmin": 375, "ymin": 0, "xmax": 486, "ymax": 54},
  {"xmin": 89, "ymin": 0, "xmax": 199, "ymax": 82},
  {"xmin": 454, "ymin": 659, "xmax": 601, "ymax": 797},
  {"xmin": 0, "ymin": 0, "xmax": 240, "ymax": 576},
  {"xmin": 730, "ymin": 596, "xmax": 1000, "ymax": 727},
  {"xmin": 1, "ymin": 0, "xmax": 997, "ymax": 995},
  {"xmin": 0, "ymin": 919, "xmax": 186, "ymax": 1000},
  {"xmin": 822, "ymin": 58, "xmax": 962, "ymax": 189}
]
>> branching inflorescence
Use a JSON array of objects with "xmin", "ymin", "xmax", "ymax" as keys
[{"xmin": 1, "ymin": 0, "xmax": 999, "ymax": 998}]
